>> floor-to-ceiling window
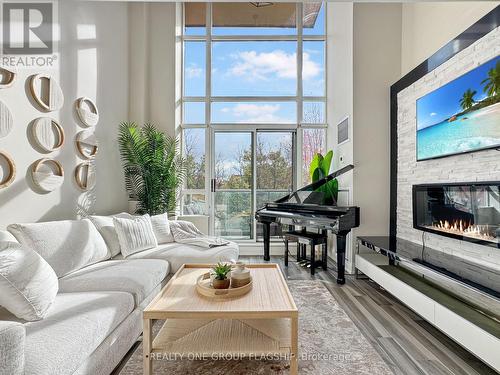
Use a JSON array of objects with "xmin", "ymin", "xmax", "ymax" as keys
[{"xmin": 181, "ymin": 2, "xmax": 327, "ymax": 240}]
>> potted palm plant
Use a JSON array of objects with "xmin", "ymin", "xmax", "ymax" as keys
[
  {"xmin": 211, "ymin": 263, "xmax": 232, "ymax": 289},
  {"xmin": 118, "ymin": 122, "xmax": 186, "ymax": 216}
]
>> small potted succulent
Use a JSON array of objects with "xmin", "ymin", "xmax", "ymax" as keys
[{"xmin": 211, "ymin": 263, "xmax": 232, "ymax": 289}]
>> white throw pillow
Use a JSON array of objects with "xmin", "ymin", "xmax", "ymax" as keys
[
  {"xmin": 113, "ymin": 214, "xmax": 158, "ymax": 257},
  {"xmin": 150, "ymin": 213, "xmax": 174, "ymax": 244},
  {"xmin": 0, "ymin": 241, "xmax": 58, "ymax": 321},
  {"xmin": 0, "ymin": 230, "xmax": 17, "ymax": 242},
  {"xmin": 8, "ymin": 219, "xmax": 109, "ymax": 278},
  {"xmin": 89, "ymin": 213, "xmax": 132, "ymax": 257}
]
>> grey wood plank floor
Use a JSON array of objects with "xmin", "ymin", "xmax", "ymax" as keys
[{"xmin": 241, "ymin": 255, "xmax": 497, "ymax": 375}]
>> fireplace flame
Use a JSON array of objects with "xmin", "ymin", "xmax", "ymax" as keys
[{"xmin": 430, "ymin": 219, "xmax": 495, "ymax": 241}]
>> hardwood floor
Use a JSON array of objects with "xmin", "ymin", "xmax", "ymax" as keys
[{"xmin": 241, "ymin": 255, "xmax": 497, "ymax": 375}]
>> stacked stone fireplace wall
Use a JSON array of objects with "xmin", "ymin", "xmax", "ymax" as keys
[{"xmin": 396, "ymin": 26, "xmax": 500, "ymax": 279}]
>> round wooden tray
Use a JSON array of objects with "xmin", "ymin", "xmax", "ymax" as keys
[{"xmin": 196, "ymin": 272, "xmax": 252, "ymax": 300}]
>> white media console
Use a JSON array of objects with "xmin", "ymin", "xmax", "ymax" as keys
[{"xmin": 355, "ymin": 237, "xmax": 500, "ymax": 372}]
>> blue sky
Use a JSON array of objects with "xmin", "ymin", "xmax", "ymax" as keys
[
  {"xmin": 183, "ymin": 4, "xmax": 326, "ymax": 178},
  {"xmin": 417, "ymin": 55, "xmax": 500, "ymax": 130},
  {"xmin": 183, "ymin": 5, "xmax": 325, "ymax": 125},
  {"xmin": 184, "ymin": 41, "xmax": 324, "ymax": 124}
]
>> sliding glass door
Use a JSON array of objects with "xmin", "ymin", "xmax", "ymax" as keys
[
  {"xmin": 213, "ymin": 132, "xmax": 253, "ymax": 240},
  {"xmin": 211, "ymin": 130, "xmax": 295, "ymax": 240}
]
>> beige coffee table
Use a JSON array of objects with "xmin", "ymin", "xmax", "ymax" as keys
[{"xmin": 143, "ymin": 263, "xmax": 298, "ymax": 374}]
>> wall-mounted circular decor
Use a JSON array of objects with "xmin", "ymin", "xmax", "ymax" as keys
[
  {"xmin": 0, "ymin": 151, "xmax": 16, "ymax": 189},
  {"xmin": 31, "ymin": 158, "xmax": 64, "ymax": 192},
  {"xmin": 29, "ymin": 74, "xmax": 64, "ymax": 112},
  {"xmin": 0, "ymin": 66, "xmax": 16, "ymax": 88},
  {"xmin": 32, "ymin": 117, "xmax": 65, "ymax": 153},
  {"xmin": 74, "ymin": 161, "xmax": 96, "ymax": 191},
  {"xmin": 75, "ymin": 130, "xmax": 98, "ymax": 159},
  {"xmin": 0, "ymin": 100, "xmax": 13, "ymax": 139},
  {"xmin": 75, "ymin": 97, "xmax": 99, "ymax": 127}
]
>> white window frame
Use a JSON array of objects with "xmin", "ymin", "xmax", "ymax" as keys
[{"xmin": 181, "ymin": 3, "xmax": 327, "ymax": 240}]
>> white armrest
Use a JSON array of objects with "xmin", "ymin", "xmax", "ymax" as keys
[
  {"xmin": 0, "ymin": 321, "xmax": 25, "ymax": 375},
  {"xmin": 177, "ymin": 215, "xmax": 209, "ymax": 235}
]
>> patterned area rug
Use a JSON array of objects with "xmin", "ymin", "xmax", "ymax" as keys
[{"xmin": 119, "ymin": 280, "xmax": 392, "ymax": 375}]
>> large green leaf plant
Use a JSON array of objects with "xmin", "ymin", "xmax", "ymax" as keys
[
  {"xmin": 309, "ymin": 150, "xmax": 338, "ymax": 205},
  {"xmin": 118, "ymin": 122, "xmax": 186, "ymax": 216}
]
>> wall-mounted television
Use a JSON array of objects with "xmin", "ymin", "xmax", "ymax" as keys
[{"xmin": 416, "ymin": 55, "xmax": 500, "ymax": 161}]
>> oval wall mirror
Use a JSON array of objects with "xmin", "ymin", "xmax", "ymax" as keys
[
  {"xmin": 0, "ymin": 151, "xmax": 16, "ymax": 189},
  {"xmin": 0, "ymin": 100, "xmax": 13, "ymax": 139},
  {"xmin": 29, "ymin": 74, "xmax": 64, "ymax": 112},
  {"xmin": 0, "ymin": 67, "xmax": 16, "ymax": 88},
  {"xmin": 31, "ymin": 158, "xmax": 64, "ymax": 192},
  {"xmin": 74, "ymin": 161, "xmax": 96, "ymax": 191},
  {"xmin": 75, "ymin": 130, "xmax": 98, "ymax": 159},
  {"xmin": 31, "ymin": 117, "xmax": 65, "ymax": 153},
  {"xmin": 75, "ymin": 97, "xmax": 99, "ymax": 127}
]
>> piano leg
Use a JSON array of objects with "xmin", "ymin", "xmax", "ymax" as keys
[
  {"xmin": 284, "ymin": 238, "xmax": 289, "ymax": 266},
  {"xmin": 263, "ymin": 222, "xmax": 271, "ymax": 261},
  {"xmin": 336, "ymin": 231, "xmax": 349, "ymax": 285},
  {"xmin": 310, "ymin": 243, "xmax": 315, "ymax": 276},
  {"xmin": 322, "ymin": 230, "xmax": 328, "ymax": 270}
]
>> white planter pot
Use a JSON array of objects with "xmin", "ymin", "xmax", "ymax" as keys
[{"xmin": 128, "ymin": 200, "xmax": 139, "ymax": 214}]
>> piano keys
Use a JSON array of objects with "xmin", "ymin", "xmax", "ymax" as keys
[{"xmin": 255, "ymin": 164, "xmax": 360, "ymax": 284}]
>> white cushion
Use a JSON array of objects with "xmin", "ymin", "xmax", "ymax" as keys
[
  {"xmin": 113, "ymin": 214, "xmax": 158, "ymax": 257},
  {"xmin": 0, "ymin": 241, "xmax": 58, "ymax": 321},
  {"xmin": 0, "ymin": 321, "xmax": 25, "ymax": 375},
  {"xmin": 8, "ymin": 219, "xmax": 109, "ymax": 278},
  {"xmin": 88, "ymin": 213, "xmax": 132, "ymax": 257},
  {"xmin": 0, "ymin": 230, "xmax": 17, "ymax": 242},
  {"xmin": 125, "ymin": 241, "xmax": 239, "ymax": 273},
  {"xmin": 59, "ymin": 259, "xmax": 169, "ymax": 306},
  {"xmin": 24, "ymin": 291, "xmax": 134, "ymax": 375},
  {"xmin": 150, "ymin": 213, "xmax": 174, "ymax": 244}
]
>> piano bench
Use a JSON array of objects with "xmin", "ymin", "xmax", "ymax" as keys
[{"xmin": 283, "ymin": 231, "xmax": 328, "ymax": 275}]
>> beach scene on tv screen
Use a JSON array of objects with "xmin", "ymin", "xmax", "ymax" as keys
[{"xmin": 416, "ymin": 55, "xmax": 500, "ymax": 161}]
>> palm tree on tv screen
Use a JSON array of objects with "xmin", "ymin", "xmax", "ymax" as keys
[
  {"xmin": 481, "ymin": 60, "xmax": 500, "ymax": 98},
  {"xmin": 459, "ymin": 89, "xmax": 477, "ymax": 110}
]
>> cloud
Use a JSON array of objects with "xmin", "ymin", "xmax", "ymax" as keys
[
  {"xmin": 220, "ymin": 103, "xmax": 292, "ymax": 123},
  {"xmin": 430, "ymin": 112, "xmax": 437, "ymax": 116},
  {"xmin": 227, "ymin": 50, "xmax": 320, "ymax": 81},
  {"xmin": 185, "ymin": 63, "xmax": 203, "ymax": 78}
]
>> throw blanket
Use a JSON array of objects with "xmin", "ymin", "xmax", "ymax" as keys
[{"xmin": 170, "ymin": 220, "xmax": 229, "ymax": 249}]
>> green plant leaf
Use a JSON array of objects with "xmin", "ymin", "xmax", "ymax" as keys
[
  {"xmin": 309, "ymin": 153, "xmax": 323, "ymax": 182},
  {"xmin": 321, "ymin": 150, "xmax": 333, "ymax": 177},
  {"xmin": 118, "ymin": 122, "xmax": 187, "ymax": 216}
]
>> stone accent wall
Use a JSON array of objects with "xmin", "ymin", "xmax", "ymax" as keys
[{"xmin": 396, "ymin": 26, "xmax": 500, "ymax": 282}]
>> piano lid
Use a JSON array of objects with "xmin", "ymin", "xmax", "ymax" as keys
[{"xmin": 275, "ymin": 164, "xmax": 354, "ymax": 205}]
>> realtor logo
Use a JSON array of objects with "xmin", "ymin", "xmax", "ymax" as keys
[{"xmin": 2, "ymin": 2, "xmax": 53, "ymax": 54}]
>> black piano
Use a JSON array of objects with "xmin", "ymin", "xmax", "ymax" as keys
[{"xmin": 255, "ymin": 164, "xmax": 360, "ymax": 284}]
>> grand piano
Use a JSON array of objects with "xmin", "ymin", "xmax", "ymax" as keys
[{"xmin": 255, "ymin": 164, "xmax": 360, "ymax": 284}]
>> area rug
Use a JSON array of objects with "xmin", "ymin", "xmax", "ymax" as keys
[{"xmin": 119, "ymin": 280, "xmax": 392, "ymax": 375}]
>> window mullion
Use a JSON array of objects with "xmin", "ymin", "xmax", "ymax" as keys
[
  {"xmin": 205, "ymin": 3, "xmax": 212, "ymax": 234},
  {"xmin": 296, "ymin": 3, "xmax": 304, "ymax": 189}
]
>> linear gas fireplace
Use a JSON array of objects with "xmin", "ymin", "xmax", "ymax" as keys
[{"xmin": 413, "ymin": 182, "xmax": 500, "ymax": 248}]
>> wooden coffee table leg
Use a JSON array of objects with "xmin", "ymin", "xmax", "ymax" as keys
[
  {"xmin": 143, "ymin": 318, "xmax": 152, "ymax": 375},
  {"xmin": 290, "ymin": 315, "xmax": 298, "ymax": 375}
]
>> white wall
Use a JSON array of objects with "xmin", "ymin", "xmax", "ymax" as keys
[
  {"xmin": 352, "ymin": 3, "xmax": 402, "ymax": 243},
  {"xmin": 0, "ymin": 1, "xmax": 129, "ymax": 228},
  {"xmin": 324, "ymin": 3, "xmax": 353, "ymax": 267},
  {"xmin": 128, "ymin": 2, "xmax": 177, "ymax": 137},
  {"xmin": 401, "ymin": 2, "xmax": 498, "ymax": 76}
]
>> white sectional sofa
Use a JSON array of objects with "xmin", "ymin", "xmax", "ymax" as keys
[{"xmin": 0, "ymin": 215, "xmax": 239, "ymax": 375}]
